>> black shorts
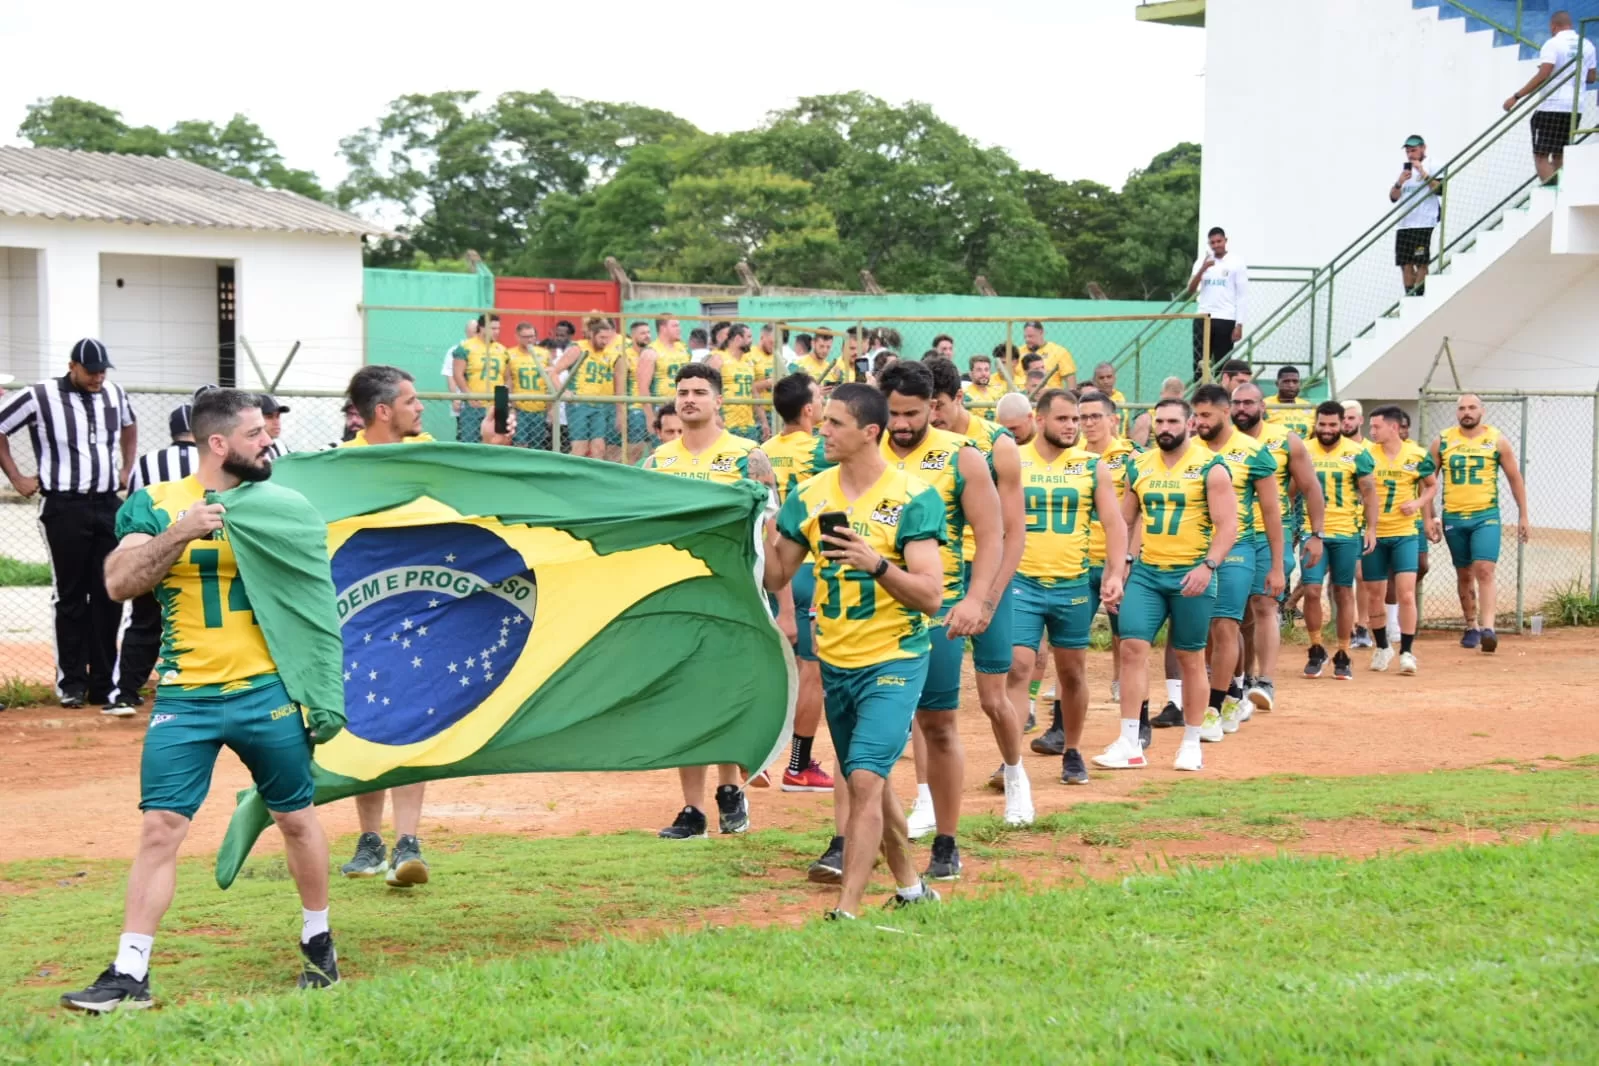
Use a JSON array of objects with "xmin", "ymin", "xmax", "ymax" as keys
[
  {"xmin": 1531, "ymin": 110, "xmax": 1572, "ymax": 156},
  {"xmin": 1395, "ymin": 227, "xmax": 1433, "ymax": 267}
]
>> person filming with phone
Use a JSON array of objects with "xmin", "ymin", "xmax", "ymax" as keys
[
  {"xmin": 1390, "ymin": 135, "xmax": 1444, "ymax": 298},
  {"xmin": 1186, "ymin": 227, "xmax": 1247, "ymax": 382}
]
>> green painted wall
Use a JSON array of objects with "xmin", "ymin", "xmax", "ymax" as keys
[{"xmin": 364, "ymin": 269, "xmax": 495, "ymax": 439}]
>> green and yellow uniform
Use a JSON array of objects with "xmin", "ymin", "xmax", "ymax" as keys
[
  {"xmin": 1086, "ymin": 436, "xmax": 1136, "ymax": 624},
  {"xmin": 1251, "ymin": 422, "xmax": 1297, "ymax": 591},
  {"xmin": 794, "ymin": 351, "xmax": 846, "ymax": 387},
  {"xmin": 617, "ymin": 346, "xmax": 651, "ymax": 446},
  {"xmin": 963, "ymin": 378, "xmax": 1008, "ymax": 409},
  {"xmin": 776, "ymin": 465, "xmax": 945, "ymax": 777},
  {"xmin": 1119, "ymin": 439, "xmax": 1225, "ymax": 650},
  {"xmin": 1205, "ymin": 428, "xmax": 1279, "ymax": 621},
  {"xmin": 567, "ymin": 339, "xmax": 623, "ymax": 443},
  {"xmin": 341, "ymin": 430, "xmax": 435, "ymax": 448},
  {"xmin": 1303, "ymin": 435, "xmax": 1375, "ymax": 588},
  {"xmin": 957, "ymin": 414, "xmax": 1014, "ymax": 674},
  {"xmin": 720, "ymin": 352, "xmax": 763, "ymax": 439},
  {"xmin": 649, "ymin": 341, "xmax": 693, "ymax": 399},
  {"xmin": 505, "ymin": 346, "xmax": 553, "ymax": 449},
  {"xmin": 647, "ymin": 429, "xmax": 756, "ymax": 485},
  {"xmin": 1364, "ymin": 439, "xmax": 1436, "ymax": 580},
  {"xmin": 1437, "ymin": 424, "xmax": 1504, "ymax": 567},
  {"xmin": 884, "ymin": 427, "xmax": 971, "ymax": 711},
  {"xmin": 116, "ymin": 476, "xmax": 312, "ymax": 819},
  {"xmin": 452, "ymin": 335, "xmax": 510, "ymax": 442},
  {"xmin": 763, "ymin": 429, "xmax": 835, "ymax": 663},
  {"xmin": 1103, "ymin": 388, "xmax": 1133, "ymax": 437},
  {"xmin": 1266, "ymin": 398, "xmax": 1316, "ymax": 441},
  {"xmin": 1011, "ymin": 441, "xmax": 1098, "ymax": 650},
  {"xmin": 1021, "ymin": 341, "xmax": 1076, "ymax": 390}
]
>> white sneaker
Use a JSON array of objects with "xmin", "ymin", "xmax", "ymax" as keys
[
  {"xmin": 1173, "ymin": 740, "xmax": 1204, "ymax": 772},
  {"xmin": 1091, "ymin": 736, "xmax": 1148, "ymax": 769},
  {"xmin": 1245, "ymin": 679, "xmax": 1275, "ymax": 713},
  {"xmin": 1200, "ymin": 708, "xmax": 1225, "ymax": 743},
  {"xmin": 1399, "ymin": 651, "xmax": 1418, "ymax": 676},
  {"xmin": 1386, "ymin": 623, "xmax": 1401, "ymax": 645},
  {"xmin": 1219, "ymin": 696, "xmax": 1242, "ymax": 734},
  {"xmin": 1109, "ymin": 680, "xmax": 1120, "ymax": 703},
  {"xmin": 1370, "ymin": 647, "xmax": 1395, "ymax": 672},
  {"xmin": 906, "ymin": 797, "xmax": 937, "ymax": 840},
  {"xmin": 1002, "ymin": 770, "xmax": 1035, "ymax": 827}
]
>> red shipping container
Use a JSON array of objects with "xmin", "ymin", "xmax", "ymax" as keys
[{"xmin": 494, "ymin": 276, "xmax": 620, "ymax": 344}]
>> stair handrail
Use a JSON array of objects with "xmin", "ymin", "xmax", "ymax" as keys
[{"xmin": 1433, "ymin": 0, "xmax": 1543, "ymax": 52}]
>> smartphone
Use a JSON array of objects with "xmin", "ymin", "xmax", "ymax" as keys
[
  {"xmin": 1404, "ymin": 162, "xmax": 1413, "ymax": 173},
  {"xmin": 853, "ymin": 356, "xmax": 872, "ymax": 382},
  {"xmin": 818, "ymin": 511, "xmax": 850, "ymax": 550},
  {"xmin": 493, "ymin": 384, "xmax": 509, "ymax": 435}
]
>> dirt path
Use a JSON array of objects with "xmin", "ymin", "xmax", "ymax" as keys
[{"xmin": 3, "ymin": 629, "xmax": 1594, "ymax": 865}]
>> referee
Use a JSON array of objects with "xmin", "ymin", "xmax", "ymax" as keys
[
  {"xmin": 0, "ymin": 339, "xmax": 138, "ymax": 708},
  {"xmin": 106, "ymin": 401, "xmax": 199, "ymax": 715}
]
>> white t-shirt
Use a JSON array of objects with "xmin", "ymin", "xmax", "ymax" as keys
[
  {"xmin": 1192, "ymin": 254, "xmax": 1248, "ymax": 324},
  {"xmin": 1397, "ymin": 160, "xmax": 1443, "ymax": 229},
  {"xmin": 1535, "ymin": 30, "xmax": 1599, "ymax": 113}
]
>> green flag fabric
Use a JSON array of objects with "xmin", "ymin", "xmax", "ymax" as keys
[{"xmin": 215, "ymin": 443, "xmax": 794, "ymax": 888}]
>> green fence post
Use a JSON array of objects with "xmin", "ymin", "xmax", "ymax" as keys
[
  {"xmin": 1134, "ymin": 338, "xmax": 1144, "ymax": 402},
  {"xmin": 1324, "ymin": 271, "xmax": 1336, "ymax": 395},
  {"xmin": 1516, "ymin": 397, "xmax": 1528, "ymax": 631},
  {"xmin": 1308, "ymin": 268, "xmax": 1318, "ymax": 374}
]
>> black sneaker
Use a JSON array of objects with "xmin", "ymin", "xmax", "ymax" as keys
[
  {"xmin": 1030, "ymin": 700, "xmax": 1065, "ymax": 755},
  {"xmin": 297, "ymin": 931, "xmax": 340, "ymax": 989},
  {"xmin": 715, "ymin": 784, "xmax": 749, "ymax": 835},
  {"xmin": 386, "ymin": 834, "xmax": 429, "ymax": 887},
  {"xmin": 1333, "ymin": 649, "xmax": 1353, "ymax": 681},
  {"xmin": 1138, "ymin": 700, "xmax": 1153, "ymax": 749},
  {"xmin": 60, "ymin": 693, "xmax": 87, "ymax": 709},
  {"xmin": 60, "ymin": 967, "xmax": 151, "ymax": 1013},
  {"xmin": 1480, "ymin": 628, "xmax": 1498, "ymax": 653},
  {"xmin": 101, "ymin": 699, "xmax": 140, "ymax": 719},
  {"xmin": 1152, "ymin": 701, "xmax": 1185, "ymax": 728},
  {"xmin": 924, "ymin": 834, "xmax": 961, "ymax": 881},
  {"xmin": 1060, "ymin": 748, "xmax": 1089, "ymax": 785},
  {"xmin": 885, "ymin": 878, "xmax": 941, "ymax": 909},
  {"xmin": 341, "ymin": 831, "xmax": 386, "ymax": 877},
  {"xmin": 1304, "ymin": 644, "xmax": 1328, "ymax": 679},
  {"xmin": 824, "ymin": 909, "xmax": 856, "ymax": 921},
  {"xmin": 658, "ymin": 806, "xmax": 708, "ymax": 840},
  {"xmin": 808, "ymin": 835, "xmax": 845, "ymax": 884}
]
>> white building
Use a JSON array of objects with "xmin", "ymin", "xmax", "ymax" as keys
[{"xmin": 0, "ymin": 147, "xmax": 383, "ymax": 396}]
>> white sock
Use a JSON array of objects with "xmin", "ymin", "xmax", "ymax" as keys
[
  {"xmin": 1231, "ymin": 674, "xmax": 1244, "ymax": 692},
  {"xmin": 1182, "ymin": 725, "xmax": 1203, "ymax": 745},
  {"xmin": 1386, "ymin": 604, "xmax": 1400, "ymax": 631},
  {"xmin": 1120, "ymin": 717, "xmax": 1141, "ymax": 745},
  {"xmin": 897, "ymin": 880, "xmax": 924, "ymax": 901},
  {"xmin": 115, "ymin": 933, "xmax": 153, "ymax": 980},
  {"xmin": 301, "ymin": 907, "xmax": 330, "ymax": 944},
  {"xmin": 914, "ymin": 783, "xmax": 932, "ymax": 807},
  {"xmin": 1003, "ymin": 760, "xmax": 1026, "ymax": 784},
  {"xmin": 1165, "ymin": 679, "xmax": 1182, "ymax": 704}
]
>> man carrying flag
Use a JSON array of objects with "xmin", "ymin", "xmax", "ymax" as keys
[{"xmin": 63, "ymin": 388, "xmax": 344, "ymax": 1012}]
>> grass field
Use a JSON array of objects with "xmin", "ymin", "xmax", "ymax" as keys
[
  {"xmin": 5, "ymin": 761, "xmax": 1597, "ymax": 1062},
  {"xmin": 0, "ymin": 554, "xmax": 50, "ymax": 588}
]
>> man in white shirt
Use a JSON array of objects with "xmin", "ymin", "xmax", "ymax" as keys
[
  {"xmin": 1504, "ymin": 10, "xmax": 1599, "ymax": 184},
  {"xmin": 1389, "ymin": 135, "xmax": 1444, "ymax": 297},
  {"xmin": 1186, "ymin": 227, "xmax": 1248, "ymax": 381}
]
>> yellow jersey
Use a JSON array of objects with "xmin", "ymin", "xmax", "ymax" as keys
[
  {"xmin": 762, "ymin": 429, "xmax": 834, "ymax": 504},
  {"xmin": 883, "ymin": 427, "xmax": 972, "ymax": 611},
  {"xmin": 341, "ymin": 431, "xmax": 436, "ymax": 447},
  {"xmin": 1205, "ymin": 427, "xmax": 1279, "ymax": 544},
  {"xmin": 1305, "ymin": 435, "xmax": 1376, "ymax": 537},
  {"xmin": 956, "ymin": 415, "xmax": 1011, "ymax": 564},
  {"xmin": 452, "ymin": 337, "xmax": 509, "ymax": 398},
  {"xmin": 775, "ymin": 465, "xmax": 946, "ymax": 669},
  {"xmin": 506, "ymin": 346, "xmax": 552, "ymax": 413},
  {"xmin": 648, "ymin": 342, "xmax": 693, "ymax": 398},
  {"xmin": 1250, "ymin": 422, "xmax": 1294, "ymax": 535},
  {"xmin": 1266, "ymin": 398, "xmax": 1316, "ymax": 441},
  {"xmin": 1016, "ymin": 440, "xmax": 1098, "ymax": 585},
  {"xmin": 114, "ymin": 476, "xmax": 276, "ymax": 692},
  {"xmin": 720, "ymin": 351, "xmax": 761, "ymax": 429},
  {"xmin": 963, "ymin": 379, "xmax": 1008, "ymax": 409},
  {"xmin": 647, "ymin": 430, "xmax": 757, "ymax": 485},
  {"xmin": 1127, "ymin": 439, "xmax": 1225, "ymax": 568},
  {"xmin": 1437, "ymin": 425, "xmax": 1503, "ymax": 517},
  {"xmin": 1087, "ymin": 436, "xmax": 1136, "ymax": 566},
  {"xmin": 1368, "ymin": 439, "xmax": 1437, "ymax": 537},
  {"xmin": 568, "ymin": 339, "xmax": 623, "ymax": 398},
  {"xmin": 1021, "ymin": 341, "xmax": 1076, "ymax": 389},
  {"xmin": 1104, "ymin": 388, "xmax": 1134, "ymax": 437},
  {"xmin": 793, "ymin": 351, "xmax": 848, "ymax": 386}
]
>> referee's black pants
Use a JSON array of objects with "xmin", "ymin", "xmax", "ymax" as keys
[
  {"xmin": 110, "ymin": 593, "xmax": 161, "ymax": 704},
  {"xmin": 1192, "ymin": 317, "xmax": 1237, "ymax": 381},
  {"xmin": 39, "ymin": 492, "xmax": 122, "ymax": 702}
]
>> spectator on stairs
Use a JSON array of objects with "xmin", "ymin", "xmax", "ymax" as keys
[
  {"xmin": 1187, "ymin": 227, "xmax": 1248, "ymax": 381},
  {"xmin": 1503, "ymin": 10, "xmax": 1598, "ymax": 186},
  {"xmin": 1391, "ymin": 135, "xmax": 1443, "ymax": 297}
]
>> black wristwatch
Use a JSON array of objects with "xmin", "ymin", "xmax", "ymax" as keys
[
  {"xmin": 872, "ymin": 556, "xmax": 890, "ymax": 579},
  {"xmin": 1201, "ymin": 557, "xmax": 1219, "ymax": 571},
  {"xmin": 1308, "ymin": 531, "xmax": 1324, "ymax": 540}
]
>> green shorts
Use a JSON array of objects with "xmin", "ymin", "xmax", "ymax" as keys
[
  {"xmin": 821, "ymin": 656, "xmax": 930, "ymax": 778},
  {"xmin": 1362, "ymin": 534, "xmax": 1420, "ymax": 582},
  {"xmin": 1010, "ymin": 575, "xmax": 1093, "ymax": 651},
  {"xmin": 1444, "ymin": 510, "xmax": 1501, "ymax": 568},
  {"xmin": 963, "ymin": 562, "xmax": 1014, "ymax": 674},
  {"xmin": 1088, "ymin": 565, "xmax": 1119, "ymax": 638},
  {"xmin": 1213, "ymin": 545, "xmax": 1254, "ymax": 622},
  {"xmin": 767, "ymin": 564, "xmax": 818, "ymax": 663},
  {"xmin": 1301, "ymin": 534, "xmax": 1361, "ymax": 588},
  {"xmin": 141, "ymin": 676, "xmax": 313, "ymax": 820},
  {"xmin": 456, "ymin": 405, "xmax": 485, "ymax": 443},
  {"xmin": 625, "ymin": 408, "xmax": 650, "ymax": 446},
  {"xmin": 1118, "ymin": 562, "xmax": 1216, "ymax": 651},
  {"xmin": 512, "ymin": 414, "xmax": 550, "ymax": 450},
  {"xmin": 567, "ymin": 403, "xmax": 613, "ymax": 442}
]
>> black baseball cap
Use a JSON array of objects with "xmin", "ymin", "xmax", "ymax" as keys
[
  {"xmin": 259, "ymin": 395, "xmax": 291, "ymax": 416},
  {"xmin": 70, "ymin": 338, "xmax": 114, "ymax": 371},
  {"xmin": 1403, "ymin": 134, "xmax": 1426, "ymax": 147},
  {"xmin": 169, "ymin": 403, "xmax": 193, "ymax": 439}
]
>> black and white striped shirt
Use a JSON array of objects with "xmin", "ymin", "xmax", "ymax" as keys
[
  {"xmin": 0, "ymin": 377, "xmax": 137, "ymax": 494},
  {"xmin": 265, "ymin": 439, "xmax": 290, "ymax": 461},
  {"xmin": 127, "ymin": 442, "xmax": 199, "ymax": 495}
]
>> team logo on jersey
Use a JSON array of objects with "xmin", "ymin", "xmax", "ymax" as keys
[
  {"xmin": 1020, "ymin": 460, "xmax": 1034, "ymax": 469},
  {"xmin": 1063, "ymin": 462, "xmax": 1087, "ymax": 476},
  {"xmin": 1402, "ymin": 462, "xmax": 1419, "ymax": 472},
  {"xmin": 709, "ymin": 454, "xmax": 736, "ymax": 473},
  {"xmin": 1338, "ymin": 455, "xmax": 1355, "ymax": 464},
  {"xmin": 656, "ymin": 456, "xmax": 678, "ymax": 468},
  {"xmin": 1107, "ymin": 457, "xmax": 1126, "ymax": 470},
  {"xmin": 1182, "ymin": 468, "xmax": 1203, "ymax": 480},
  {"xmin": 1226, "ymin": 450, "xmax": 1247, "ymax": 464},
  {"xmin": 919, "ymin": 450, "xmax": 951, "ymax": 471},
  {"xmin": 871, "ymin": 500, "xmax": 904, "ymax": 526}
]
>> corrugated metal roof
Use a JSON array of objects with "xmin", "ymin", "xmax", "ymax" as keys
[{"xmin": 0, "ymin": 147, "xmax": 391, "ymax": 238}]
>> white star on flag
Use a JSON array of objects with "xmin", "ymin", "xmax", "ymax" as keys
[
  {"xmin": 428, "ymin": 599, "xmax": 440, "ymax": 609},
  {"xmin": 418, "ymin": 626, "xmax": 428, "ymax": 636},
  {"xmin": 484, "ymin": 670, "xmax": 494, "ymax": 682},
  {"xmin": 363, "ymin": 633, "xmax": 372, "ymax": 644},
  {"xmin": 411, "ymin": 657, "xmax": 423, "ymax": 668},
  {"xmin": 343, "ymin": 670, "xmax": 351, "ymax": 682},
  {"xmin": 466, "ymin": 656, "xmax": 476, "ymax": 668},
  {"xmin": 402, "ymin": 638, "xmax": 411, "ymax": 649},
  {"xmin": 402, "ymin": 618, "xmax": 414, "ymax": 631},
  {"xmin": 366, "ymin": 692, "xmax": 376, "ymax": 703},
  {"xmin": 447, "ymin": 662, "xmax": 458, "ymax": 674},
  {"xmin": 368, "ymin": 670, "xmax": 377, "ymax": 681},
  {"xmin": 459, "ymin": 676, "xmax": 470, "ymax": 687},
  {"xmin": 445, "ymin": 553, "xmax": 457, "ymax": 563},
  {"xmin": 382, "ymin": 697, "xmax": 390, "ymax": 706}
]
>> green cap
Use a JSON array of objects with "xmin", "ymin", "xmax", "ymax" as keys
[{"xmin": 1403, "ymin": 135, "xmax": 1426, "ymax": 148}]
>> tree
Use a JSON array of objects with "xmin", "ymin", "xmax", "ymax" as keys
[{"xmin": 1111, "ymin": 143, "xmax": 1202, "ymax": 300}]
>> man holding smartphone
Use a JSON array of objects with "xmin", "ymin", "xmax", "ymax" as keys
[
  {"xmin": 1391, "ymin": 135, "xmax": 1443, "ymax": 297},
  {"xmin": 766, "ymin": 383, "xmax": 948, "ymax": 920}
]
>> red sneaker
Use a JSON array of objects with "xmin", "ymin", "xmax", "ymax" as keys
[{"xmin": 781, "ymin": 761, "xmax": 834, "ymax": 793}]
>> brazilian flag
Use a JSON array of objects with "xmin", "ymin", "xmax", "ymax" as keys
[{"xmin": 214, "ymin": 444, "xmax": 793, "ymax": 887}]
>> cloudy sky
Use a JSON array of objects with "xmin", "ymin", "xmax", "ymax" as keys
[{"xmin": 0, "ymin": 0, "xmax": 1205, "ymax": 190}]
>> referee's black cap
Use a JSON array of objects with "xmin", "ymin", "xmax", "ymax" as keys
[
  {"xmin": 169, "ymin": 404, "xmax": 194, "ymax": 439},
  {"xmin": 70, "ymin": 337, "xmax": 114, "ymax": 371}
]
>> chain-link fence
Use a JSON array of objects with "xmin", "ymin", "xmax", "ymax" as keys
[{"xmin": 1415, "ymin": 390, "xmax": 1599, "ymax": 630}]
